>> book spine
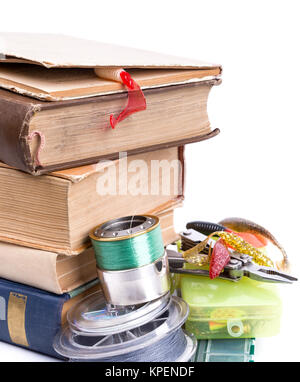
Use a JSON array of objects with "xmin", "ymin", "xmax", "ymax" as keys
[
  {"xmin": 35, "ymin": 128, "xmax": 220, "ymax": 175},
  {"xmin": 0, "ymin": 93, "xmax": 37, "ymax": 174},
  {"xmin": 0, "ymin": 278, "xmax": 68, "ymax": 359}
]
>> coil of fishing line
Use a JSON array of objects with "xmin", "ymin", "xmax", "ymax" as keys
[
  {"xmin": 90, "ymin": 215, "xmax": 164, "ymax": 270},
  {"xmin": 67, "ymin": 291, "xmax": 172, "ymax": 335},
  {"xmin": 53, "ymin": 296, "xmax": 196, "ymax": 362},
  {"xmin": 90, "ymin": 215, "xmax": 170, "ymax": 306}
]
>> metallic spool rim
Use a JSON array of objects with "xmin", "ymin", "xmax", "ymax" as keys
[
  {"xmin": 67, "ymin": 291, "xmax": 172, "ymax": 335},
  {"xmin": 54, "ymin": 296, "xmax": 190, "ymax": 360},
  {"xmin": 97, "ymin": 252, "xmax": 170, "ymax": 306},
  {"xmin": 89, "ymin": 215, "xmax": 160, "ymax": 242}
]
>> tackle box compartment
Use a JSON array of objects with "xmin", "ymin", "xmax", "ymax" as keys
[
  {"xmin": 194, "ymin": 338, "xmax": 255, "ymax": 362},
  {"xmin": 181, "ymin": 270, "xmax": 282, "ymax": 340}
]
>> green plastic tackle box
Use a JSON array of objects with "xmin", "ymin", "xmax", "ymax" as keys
[
  {"xmin": 194, "ymin": 338, "xmax": 255, "ymax": 362},
  {"xmin": 181, "ymin": 269, "xmax": 282, "ymax": 340}
]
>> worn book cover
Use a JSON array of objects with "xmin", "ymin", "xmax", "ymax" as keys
[
  {"xmin": 0, "ymin": 33, "xmax": 221, "ymax": 174},
  {"xmin": 0, "ymin": 278, "xmax": 100, "ymax": 359}
]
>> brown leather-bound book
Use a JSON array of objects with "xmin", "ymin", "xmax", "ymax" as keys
[
  {"xmin": 0, "ymin": 146, "xmax": 184, "ymax": 256},
  {"xmin": 0, "ymin": 33, "xmax": 221, "ymax": 175}
]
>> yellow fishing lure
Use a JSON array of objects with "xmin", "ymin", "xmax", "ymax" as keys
[{"xmin": 182, "ymin": 231, "xmax": 274, "ymax": 268}]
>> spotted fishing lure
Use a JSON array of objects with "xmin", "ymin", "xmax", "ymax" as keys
[{"xmin": 182, "ymin": 231, "xmax": 274, "ymax": 268}]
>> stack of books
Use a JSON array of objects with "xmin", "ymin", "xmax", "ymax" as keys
[{"xmin": 0, "ymin": 33, "xmax": 221, "ymax": 360}]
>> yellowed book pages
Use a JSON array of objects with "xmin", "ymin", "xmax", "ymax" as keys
[
  {"xmin": 0, "ymin": 245, "xmax": 96, "ymax": 294},
  {"xmin": 0, "ymin": 146, "xmax": 184, "ymax": 255},
  {"xmin": 0, "ymin": 203, "xmax": 180, "ymax": 294},
  {"xmin": 0, "ymin": 64, "xmax": 220, "ymax": 101}
]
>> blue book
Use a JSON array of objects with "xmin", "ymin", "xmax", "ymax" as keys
[{"xmin": 0, "ymin": 277, "xmax": 99, "ymax": 359}]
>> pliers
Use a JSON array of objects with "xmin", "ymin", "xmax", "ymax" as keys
[{"xmin": 166, "ymin": 229, "xmax": 298, "ymax": 284}]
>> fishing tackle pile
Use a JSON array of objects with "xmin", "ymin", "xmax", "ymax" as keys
[
  {"xmin": 183, "ymin": 218, "xmax": 290, "ymax": 279},
  {"xmin": 182, "ymin": 230, "xmax": 274, "ymax": 279},
  {"xmin": 53, "ymin": 215, "xmax": 197, "ymax": 362},
  {"xmin": 177, "ymin": 218, "xmax": 297, "ymax": 341}
]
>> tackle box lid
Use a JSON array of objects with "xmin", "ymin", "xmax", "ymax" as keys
[{"xmin": 181, "ymin": 271, "xmax": 282, "ymax": 319}]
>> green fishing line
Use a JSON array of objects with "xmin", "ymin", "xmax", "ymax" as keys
[{"xmin": 91, "ymin": 224, "xmax": 164, "ymax": 271}]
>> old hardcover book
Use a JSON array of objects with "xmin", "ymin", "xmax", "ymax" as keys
[
  {"xmin": 0, "ymin": 33, "xmax": 221, "ymax": 175},
  {"xmin": 0, "ymin": 146, "xmax": 184, "ymax": 255},
  {"xmin": 0, "ymin": 278, "xmax": 100, "ymax": 359},
  {"xmin": 0, "ymin": 202, "xmax": 180, "ymax": 294}
]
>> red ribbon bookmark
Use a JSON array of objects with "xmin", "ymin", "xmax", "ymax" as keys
[{"xmin": 110, "ymin": 70, "xmax": 146, "ymax": 129}]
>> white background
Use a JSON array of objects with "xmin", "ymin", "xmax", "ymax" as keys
[{"xmin": 0, "ymin": 0, "xmax": 300, "ymax": 362}]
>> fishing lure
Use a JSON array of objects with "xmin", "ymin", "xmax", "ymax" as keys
[
  {"xmin": 219, "ymin": 217, "xmax": 288, "ymax": 267},
  {"xmin": 182, "ymin": 231, "xmax": 274, "ymax": 268},
  {"xmin": 187, "ymin": 221, "xmax": 267, "ymax": 249},
  {"xmin": 209, "ymin": 239, "xmax": 230, "ymax": 279}
]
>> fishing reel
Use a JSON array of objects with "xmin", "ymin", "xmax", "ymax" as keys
[
  {"xmin": 53, "ymin": 215, "xmax": 196, "ymax": 362},
  {"xmin": 91, "ymin": 215, "xmax": 170, "ymax": 305}
]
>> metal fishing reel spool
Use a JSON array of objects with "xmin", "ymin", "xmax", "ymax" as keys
[
  {"xmin": 94, "ymin": 215, "xmax": 156, "ymax": 239},
  {"xmin": 54, "ymin": 296, "xmax": 197, "ymax": 362},
  {"xmin": 90, "ymin": 215, "xmax": 170, "ymax": 306},
  {"xmin": 97, "ymin": 253, "xmax": 170, "ymax": 305}
]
